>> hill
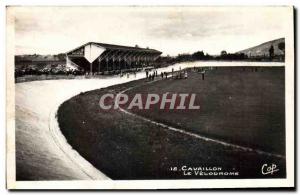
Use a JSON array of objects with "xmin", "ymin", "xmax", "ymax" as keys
[{"xmin": 237, "ymin": 38, "xmax": 285, "ymax": 57}]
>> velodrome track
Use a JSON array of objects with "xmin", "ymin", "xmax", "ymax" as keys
[
  {"xmin": 14, "ymin": 61, "xmax": 204, "ymax": 180},
  {"xmin": 14, "ymin": 61, "xmax": 284, "ymax": 180},
  {"xmin": 15, "ymin": 62, "xmax": 201, "ymax": 180},
  {"xmin": 15, "ymin": 76, "xmax": 147, "ymax": 180}
]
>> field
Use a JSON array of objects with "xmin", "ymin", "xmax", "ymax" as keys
[
  {"xmin": 57, "ymin": 66, "xmax": 285, "ymax": 180},
  {"xmin": 125, "ymin": 67, "xmax": 285, "ymax": 155}
]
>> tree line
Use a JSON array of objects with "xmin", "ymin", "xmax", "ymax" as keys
[{"xmin": 155, "ymin": 42, "xmax": 285, "ymax": 67}]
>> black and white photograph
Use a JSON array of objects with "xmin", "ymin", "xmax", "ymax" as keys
[{"xmin": 5, "ymin": 5, "xmax": 294, "ymax": 189}]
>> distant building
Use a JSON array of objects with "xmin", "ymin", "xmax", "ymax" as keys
[{"xmin": 66, "ymin": 42, "xmax": 162, "ymax": 73}]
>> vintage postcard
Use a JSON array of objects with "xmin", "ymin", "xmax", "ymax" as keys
[{"xmin": 6, "ymin": 6, "xmax": 294, "ymax": 189}]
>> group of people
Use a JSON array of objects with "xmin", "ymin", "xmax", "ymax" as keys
[
  {"xmin": 161, "ymin": 72, "xmax": 169, "ymax": 79},
  {"xmin": 120, "ymin": 70, "xmax": 137, "ymax": 78},
  {"xmin": 146, "ymin": 69, "xmax": 172, "ymax": 81},
  {"xmin": 146, "ymin": 70, "xmax": 158, "ymax": 81},
  {"xmin": 145, "ymin": 68, "xmax": 189, "ymax": 81}
]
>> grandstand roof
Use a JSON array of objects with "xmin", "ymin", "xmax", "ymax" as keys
[{"xmin": 67, "ymin": 42, "xmax": 162, "ymax": 54}]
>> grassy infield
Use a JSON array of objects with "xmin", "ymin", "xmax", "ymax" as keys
[{"xmin": 58, "ymin": 66, "xmax": 285, "ymax": 180}]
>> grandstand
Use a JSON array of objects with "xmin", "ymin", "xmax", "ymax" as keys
[{"xmin": 66, "ymin": 42, "xmax": 162, "ymax": 74}]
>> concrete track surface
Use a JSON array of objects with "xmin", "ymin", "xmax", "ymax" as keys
[{"xmin": 15, "ymin": 76, "xmax": 145, "ymax": 180}]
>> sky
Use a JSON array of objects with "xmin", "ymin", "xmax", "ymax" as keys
[{"xmin": 10, "ymin": 6, "xmax": 291, "ymax": 56}]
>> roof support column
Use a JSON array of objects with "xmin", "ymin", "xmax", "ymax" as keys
[
  {"xmin": 110, "ymin": 50, "xmax": 119, "ymax": 71},
  {"xmin": 111, "ymin": 50, "xmax": 121, "ymax": 71},
  {"xmin": 122, "ymin": 51, "xmax": 131, "ymax": 70},
  {"xmin": 140, "ymin": 52, "xmax": 147, "ymax": 68},
  {"xmin": 104, "ymin": 50, "xmax": 114, "ymax": 72},
  {"xmin": 146, "ymin": 54, "xmax": 150, "ymax": 67},
  {"xmin": 90, "ymin": 62, "xmax": 93, "ymax": 74},
  {"xmin": 126, "ymin": 52, "xmax": 135, "ymax": 69},
  {"xmin": 136, "ymin": 52, "xmax": 142, "ymax": 68},
  {"xmin": 143, "ymin": 52, "xmax": 149, "ymax": 67},
  {"xmin": 97, "ymin": 49, "xmax": 113, "ymax": 73},
  {"xmin": 112, "ymin": 53, "xmax": 115, "ymax": 71},
  {"xmin": 117, "ymin": 50, "xmax": 128, "ymax": 70},
  {"xmin": 131, "ymin": 52, "xmax": 139, "ymax": 69},
  {"xmin": 98, "ymin": 56, "xmax": 102, "ymax": 73},
  {"xmin": 106, "ymin": 58, "xmax": 109, "ymax": 72}
]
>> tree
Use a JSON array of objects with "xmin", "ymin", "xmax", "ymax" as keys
[
  {"xmin": 221, "ymin": 50, "xmax": 227, "ymax": 56},
  {"xmin": 278, "ymin": 42, "xmax": 285, "ymax": 54},
  {"xmin": 192, "ymin": 51, "xmax": 205, "ymax": 60},
  {"xmin": 269, "ymin": 45, "xmax": 274, "ymax": 59}
]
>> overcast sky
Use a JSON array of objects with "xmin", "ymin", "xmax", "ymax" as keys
[{"xmin": 11, "ymin": 6, "xmax": 290, "ymax": 56}]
